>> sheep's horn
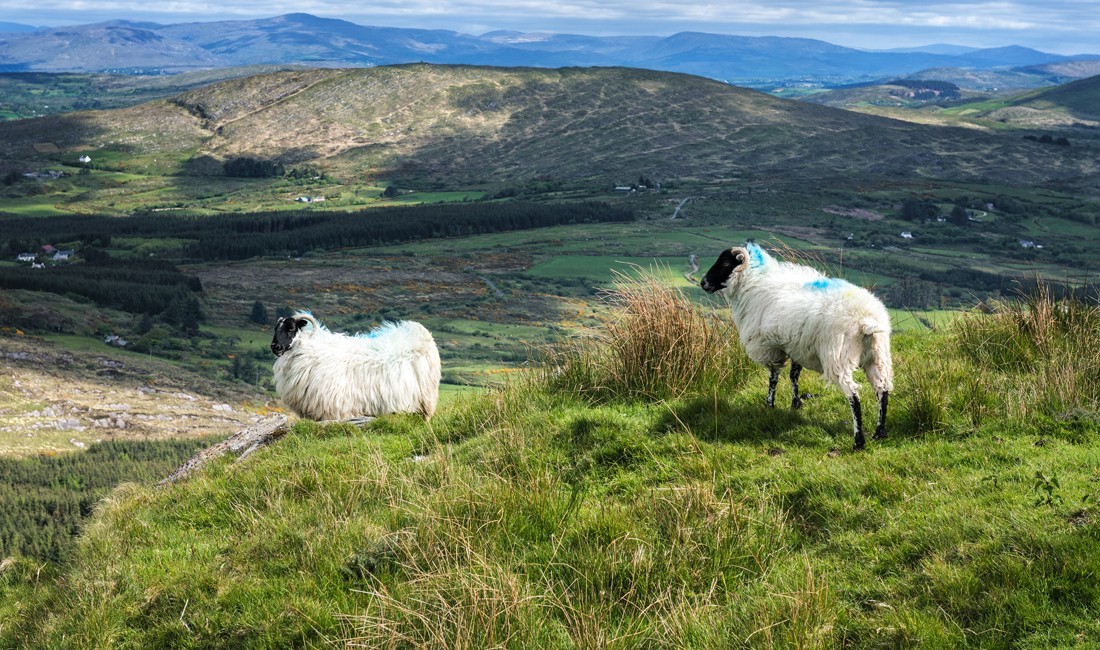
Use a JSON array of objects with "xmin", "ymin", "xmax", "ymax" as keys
[
  {"xmin": 293, "ymin": 313, "xmax": 320, "ymax": 331},
  {"xmin": 730, "ymin": 246, "xmax": 749, "ymax": 271}
]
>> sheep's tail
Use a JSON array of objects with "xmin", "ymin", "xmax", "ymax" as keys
[{"xmin": 860, "ymin": 317, "xmax": 894, "ymax": 394}]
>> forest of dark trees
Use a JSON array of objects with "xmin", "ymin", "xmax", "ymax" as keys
[
  {"xmin": 887, "ymin": 79, "xmax": 961, "ymax": 99},
  {"xmin": 2, "ymin": 201, "xmax": 634, "ymax": 262},
  {"xmin": 0, "ymin": 438, "xmax": 215, "ymax": 562},
  {"xmin": 0, "ymin": 258, "xmax": 205, "ymax": 327}
]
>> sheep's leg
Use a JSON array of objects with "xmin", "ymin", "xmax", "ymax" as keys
[
  {"xmin": 766, "ymin": 367, "xmax": 781, "ymax": 408},
  {"xmin": 790, "ymin": 363, "xmax": 803, "ymax": 410},
  {"xmin": 873, "ymin": 391, "xmax": 889, "ymax": 440},
  {"xmin": 850, "ymin": 395, "xmax": 866, "ymax": 450}
]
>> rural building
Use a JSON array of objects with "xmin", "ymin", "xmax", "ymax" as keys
[{"xmin": 16, "ymin": 253, "xmax": 36, "ymax": 262}]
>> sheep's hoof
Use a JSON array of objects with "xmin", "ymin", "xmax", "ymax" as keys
[
  {"xmin": 791, "ymin": 393, "xmax": 814, "ymax": 410},
  {"xmin": 873, "ymin": 427, "xmax": 887, "ymax": 440},
  {"xmin": 344, "ymin": 416, "xmax": 376, "ymax": 427}
]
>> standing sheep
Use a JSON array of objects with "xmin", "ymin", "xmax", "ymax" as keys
[
  {"xmin": 700, "ymin": 243, "xmax": 893, "ymax": 449},
  {"xmin": 270, "ymin": 312, "xmax": 441, "ymax": 422}
]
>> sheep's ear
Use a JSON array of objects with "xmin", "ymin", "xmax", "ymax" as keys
[
  {"xmin": 730, "ymin": 247, "xmax": 749, "ymax": 272},
  {"xmin": 295, "ymin": 318, "xmax": 312, "ymax": 331}
]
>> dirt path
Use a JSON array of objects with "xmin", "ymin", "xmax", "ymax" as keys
[
  {"xmin": 684, "ymin": 254, "xmax": 700, "ymax": 282},
  {"xmin": 670, "ymin": 197, "xmax": 693, "ymax": 220}
]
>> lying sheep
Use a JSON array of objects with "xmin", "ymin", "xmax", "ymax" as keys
[
  {"xmin": 270, "ymin": 312, "xmax": 441, "ymax": 422},
  {"xmin": 700, "ymin": 243, "xmax": 893, "ymax": 449}
]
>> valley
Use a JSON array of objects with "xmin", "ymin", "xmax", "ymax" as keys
[{"xmin": 0, "ymin": 63, "xmax": 1098, "ymax": 644}]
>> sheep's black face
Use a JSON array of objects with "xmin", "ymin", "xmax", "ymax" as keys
[
  {"xmin": 271, "ymin": 317, "xmax": 304, "ymax": 357},
  {"xmin": 700, "ymin": 248, "xmax": 745, "ymax": 293}
]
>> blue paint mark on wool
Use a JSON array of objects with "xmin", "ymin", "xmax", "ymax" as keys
[
  {"xmin": 357, "ymin": 321, "xmax": 396, "ymax": 339},
  {"xmin": 747, "ymin": 243, "xmax": 767, "ymax": 269},
  {"xmin": 805, "ymin": 278, "xmax": 844, "ymax": 291}
]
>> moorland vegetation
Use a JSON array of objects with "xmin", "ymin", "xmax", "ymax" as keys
[{"xmin": 2, "ymin": 273, "xmax": 1098, "ymax": 647}]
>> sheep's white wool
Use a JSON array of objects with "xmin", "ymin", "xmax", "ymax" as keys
[
  {"xmin": 273, "ymin": 315, "xmax": 441, "ymax": 421},
  {"xmin": 724, "ymin": 244, "xmax": 893, "ymax": 398},
  {"xmin": 702, "ymin": 242, "xmax": 894, "ymax": 449}
]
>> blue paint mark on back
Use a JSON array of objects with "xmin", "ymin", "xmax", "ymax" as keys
[
  {"xmin": 357, "ymin": 321, "xmax": 397, "ymax": 339},
  {"xmin": 805, "ymin": 278, "xmax": 846, "ymax": 292}
]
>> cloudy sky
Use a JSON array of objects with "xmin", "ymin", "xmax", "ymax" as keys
[{"xmin": 3, "ymin": 0, "xmax": 1098, "ymax": 55}]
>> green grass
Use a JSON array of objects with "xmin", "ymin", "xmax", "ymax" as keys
[
  {"xmin": 0, "ymin": 197, "xmax": 71, "ymax": 217},
  {"xmin": 3, "ymin": 277, "xmax": 1098, "ymax": 648},
  {"xmin": 525, "ymin": 255, "xmax": 688, "ymax": 283}
]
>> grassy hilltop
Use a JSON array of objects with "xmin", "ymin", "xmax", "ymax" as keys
[{"xmin": 2, "ymin": 276, "xmax": 1098, "ymax": 648}]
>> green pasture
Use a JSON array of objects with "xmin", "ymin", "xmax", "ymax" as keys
[
  {"xmin": 201, "ymin": 325, "xmax": 271, "ymax": 350},
  {"xmin": 888, "ymin": 308, "xmax": 963, "ymax": 332},
  {"xmin": 361, "ymin": 220, "xmax": 807, "ymax": 262},
  {"xmin": 0, "ymin": 197, "xmax": 71, "ymax": 217},
  {"xmin": 389, "ymin": 190, "xmax": 487, "ymax": 204},
  {"xmin": 525, "ymin": 254, "xmax": 690, "ymax": 284}
]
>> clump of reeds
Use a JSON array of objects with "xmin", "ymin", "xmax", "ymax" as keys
[
  {"xmin": 538, "ymin": 268, "xmax": 752, "ymax": 402},
  {"xmin": 954, "ymin": 283, "xmax": 1100, "ymax": 416}
]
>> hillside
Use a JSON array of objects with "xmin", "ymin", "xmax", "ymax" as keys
[
  {"xmin": 2, "ymin": 64, "xmax": 1097, "ymax": 190},
  {"xmin": 800, "ymin": 79, "xmax": 967, "ymax": 110},
  {"xmin": 984, "ymin": 73, "xmax": 1100, "ymax": 128},
  {"xmin": 2, "ymin": 276, "xmax": 1098, "ymax": 647}
]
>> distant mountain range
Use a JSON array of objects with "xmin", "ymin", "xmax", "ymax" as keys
[{"xmin": 2, "ymin": 13, "xmax": 1098, "ymax": 87}]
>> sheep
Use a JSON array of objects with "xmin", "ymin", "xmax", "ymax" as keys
[
  {"xmin": 700, "ymin": 243, "xmax": 893, "ymax": 450},
  {"xmin": 270, "ymin": 311, "xmax": 441, "ymax": 422}
]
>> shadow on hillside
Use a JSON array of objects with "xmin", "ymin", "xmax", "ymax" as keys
[{"xmin": 656, "ymin": 394, "xmax": 841, "ymax": 448}]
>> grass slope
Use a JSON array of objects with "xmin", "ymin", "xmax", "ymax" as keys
[
  {"xmin": 2, "ymin": 276, "xmax": 1098, "ymax": 648},
  {"xmin": 983, "ymin": 74, "xmax": 1100, "ymax": 128}
]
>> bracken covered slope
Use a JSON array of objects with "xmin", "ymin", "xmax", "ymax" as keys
[{"xmin": 2, "ymin": 64, "xmax": 1097, "ymax": 188}]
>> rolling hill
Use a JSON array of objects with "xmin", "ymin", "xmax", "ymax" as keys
[
  {"xmin": 2, "ymin": 64, "xmax": 1096, "ymax": 190},
  {"xmin": 983, "ymin": 73, "xmax": 1100, "ymax": 127}
]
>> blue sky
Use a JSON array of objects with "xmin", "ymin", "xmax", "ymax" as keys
[{"xmin": 2, "ymin": 0, "xmax": 1098, "ymax": 55}]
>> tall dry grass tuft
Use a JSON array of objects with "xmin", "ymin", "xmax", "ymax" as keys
[
  {"xmin": 539, "ymin": 268, "xmax": 752, "ymax": 402},
  {"xmin": 954, "ymin": 284, "xmax": 1100, "ymax": 417}
]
